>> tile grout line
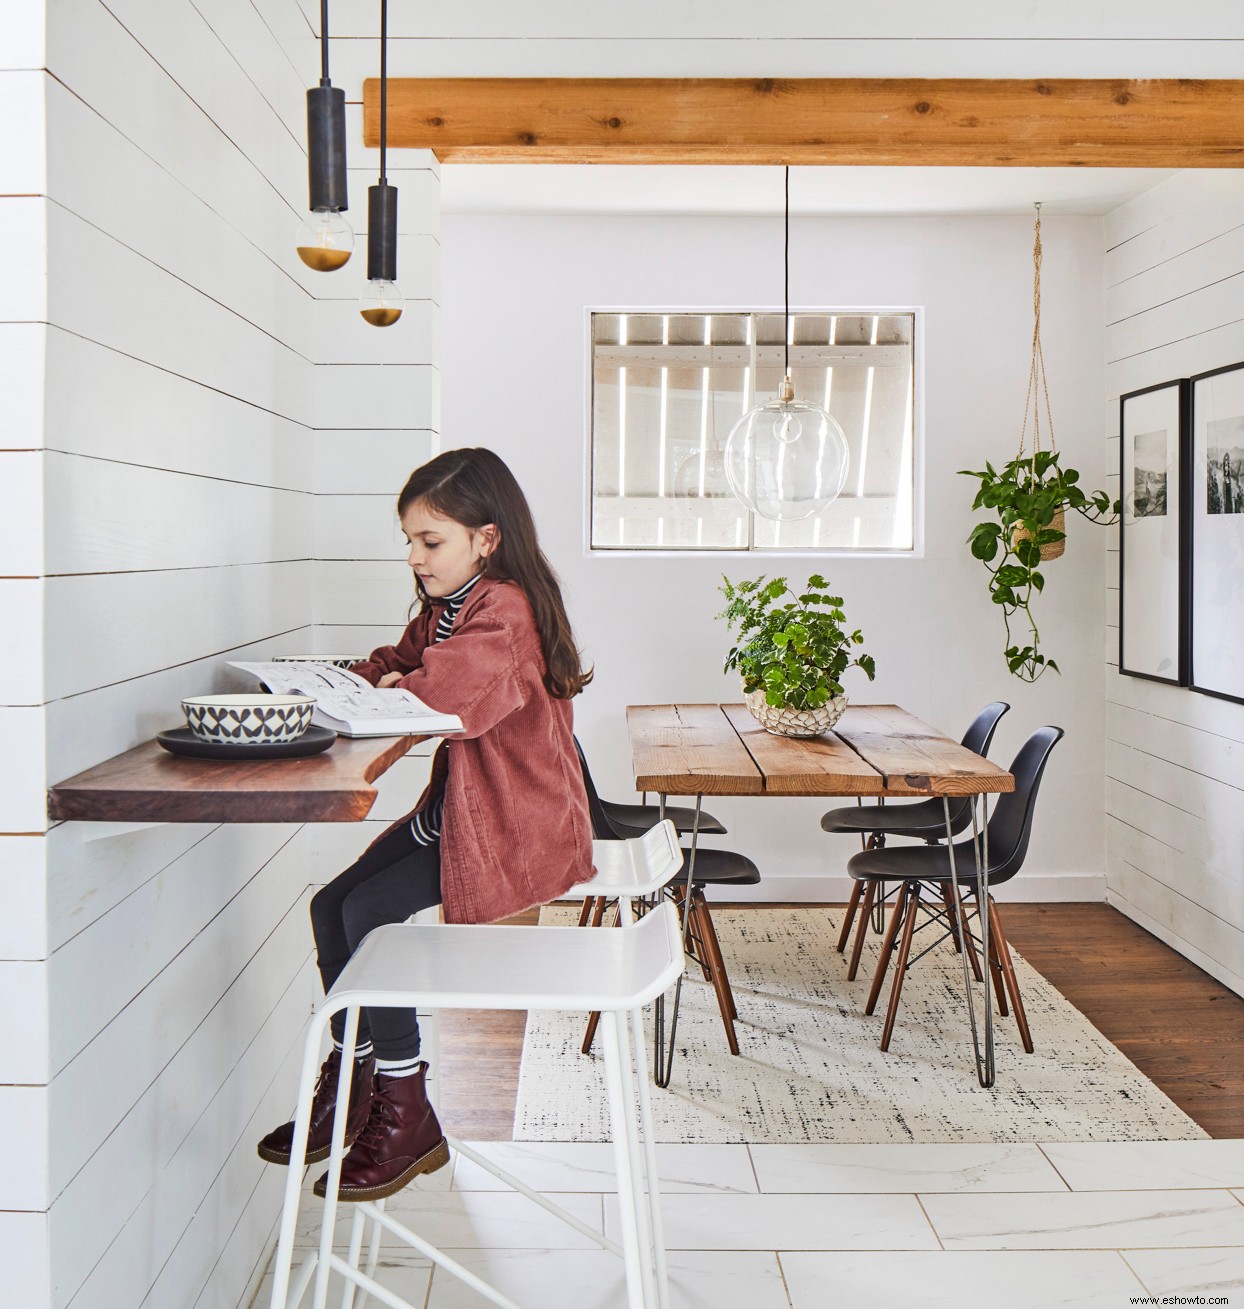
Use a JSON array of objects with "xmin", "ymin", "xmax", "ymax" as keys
[
  {"xmin": 1035, "ymin": 1142, "xmax": 1075, "ymax": 1192},
  {"xmin": 1117, "ymin": 1249, "xmax": 1158, "ymax": 1299},
  {"xmin": 774, "ymin": 1250, "xmax": 796, "ymax": 1308},
  {"xmin": 913, "ymin": 1193, "xmax": 946, "ymax": 1251},
  {"xmin": 745, "ymin": 1142, "xmax": 763, "ymax": 1194}
]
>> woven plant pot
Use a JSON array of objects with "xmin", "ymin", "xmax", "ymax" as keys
[
  {"xmin": 744, "ymin": 686, "xmax": 847, "ymax": 738},
  {"xmin": 1011, "ymin": 505, "xmax": 1066, "ymax": 561}
]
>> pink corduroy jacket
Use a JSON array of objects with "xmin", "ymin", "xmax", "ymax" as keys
[{"xmin": 351, "ymin": 576, "xmax": 593, "ymax": 924}]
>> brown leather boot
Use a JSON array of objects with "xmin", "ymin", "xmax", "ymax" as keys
[
  {"xmin": 257, "ymin": 1049, "xmax": 376, "ymax": 1165},
  {"xmin": 313, "ymin": 1063, "xmax": 449, "ymax": 1201}
]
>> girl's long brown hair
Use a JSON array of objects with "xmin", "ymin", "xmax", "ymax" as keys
[{"xmin": 397, "ymin": 448, "xmax": 592, "ymax": 699}]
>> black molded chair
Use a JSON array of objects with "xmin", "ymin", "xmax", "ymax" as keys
[
  {"xmin": 846, "ymin": 725, "xmax": 1064, "ymax": 1053},
  {"xmin": 576, "ymin": 741, "xmax": 759, "ymax": 1056},
  {"xmin": 824, "ymin": 701, "xmax": 1010, "ymax": 974},
  {"xmin": 572, "ymin": 738, "xmax": 728, "ymax": 839}
]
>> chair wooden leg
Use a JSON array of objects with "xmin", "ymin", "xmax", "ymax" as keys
[
  {"xmin": 577, "ymin": 895, "xmax": 596, "ymax": 927},
  {"xmin": 941, "ymin": 882, "xmax": 984, "ymax": 983},
  {"xmin": 846, "ymin": 879, "xmax": 877, "ymax": 982},
  {"xmin": 690, "ymin": 890, "xmax": 741, "ymax": 1056},
  {"xmin": 836, "ymin": 879, "xmax": 864, "ymax": 953},
  {"xmin": 693, "ymin": 890, "xmax": 739, "ymax": 1021},
  {"xmin": 673, "ymin": 885, "xmax": 714, "ymax": 983},
  {"xmin": 939, "ymin": 882, "xmax": 963, "ymax": 953},
  {"xmin": 879, "ymin": 884, "xmax": 921, "ymax": 1052},
  {"xmin": 865, "ymin": 882, "xmax": 909, "ymax": 1016},
  {"xmin": 982, "ymin": 904, "xmax": 1010, "ymax": 1018},
  {"xmin": 988, "ymin": 897, "xmax": 1033, "ymax": 1053}
]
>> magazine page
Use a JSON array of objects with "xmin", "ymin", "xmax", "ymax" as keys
[{"xmin": 229, "ymin": 661, "xmax": 462, "ymax": 736}]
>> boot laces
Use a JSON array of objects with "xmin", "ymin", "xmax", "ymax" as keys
[
  {"xmin": 312, "ymin": 1053, "xmax": 340, "ymax": 1105},
  {"xmin": 354, "ymin": 1083, "xmax": 401, "ymax": 1150}
]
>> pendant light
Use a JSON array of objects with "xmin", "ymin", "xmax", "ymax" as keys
[
  {"xmin": 724, "ymin": 167, "xmax": 849, "ymax": 522},
  {"xmin": 360, "ymin": 0, "xmax": 404, "ymax": 326},
  {"xmin": 296, "ymin": 0, "xmax": 353, "ymax": 271}
]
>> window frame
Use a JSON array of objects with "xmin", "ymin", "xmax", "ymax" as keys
[{"xmin": 582, "ymin": 303, "xmax": 926, "ymax": 560}]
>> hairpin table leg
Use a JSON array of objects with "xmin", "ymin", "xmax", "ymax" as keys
[
  {"xmin": 652, "ymin": 793, "xmax": 700, "ymax": 1089},
  {"xmin": 942, "ymin": 794, "xmax": 995, "ymax": 1088}
]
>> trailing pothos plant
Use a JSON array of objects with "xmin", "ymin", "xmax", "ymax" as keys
[
  {"xmin": 962, "ymin": 203, "xmax": 1120, "ymax": 683},
  {"xmin": 960, "ymin": 449, "xmax": 1119, "ymax": 682},
  {"xmin": 718, "ymin": 574, "xmax": 876, "ymax": 709}
]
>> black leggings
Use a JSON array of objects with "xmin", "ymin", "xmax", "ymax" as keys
[{"xmin": 309, "ymin": 823, "xmax": 441, "ymax": 1061}]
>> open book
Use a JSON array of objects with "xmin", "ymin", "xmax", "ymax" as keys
[{"xmin": 230, "ymin": 661, "xmax": 462, "ymax": 738}]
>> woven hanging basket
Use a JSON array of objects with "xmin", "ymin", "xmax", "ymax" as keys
[
  {"xmin": 1012, "ymin": 205, "xmax": 1066, "ymax": 562},
  {"xmin": 1011, "ymin": 505, "xmax": 1066, "ymax": 561}
]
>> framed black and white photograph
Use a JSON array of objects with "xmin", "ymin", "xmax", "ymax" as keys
[
  {"xmin": 1190, "ymin": 361, "xmax": 1244, "ymax": 704},
  {"xmin": 1119, "ymin": 379, "xmax": 1189, "ymax": 684}
]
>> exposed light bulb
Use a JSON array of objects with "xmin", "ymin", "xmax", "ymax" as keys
[
  {"xmin": 725, "ymin": 378, "xmax": 850, "ymax": 521},
  {"xmin": 776, "ymin": 411, "xmax": 804, "ymax": 444},
  {"xmin": 359, "ymin": 278, "xmax": 404, "ymax": 327},
  {"xmin": 296, "ymin": 208, "xmax": 353, "ymax": 271}
]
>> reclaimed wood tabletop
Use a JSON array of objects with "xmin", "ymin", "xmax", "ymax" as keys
[
  {"xmin": 628, "ymin": 703, "xmax": 1013, "ymax": 798},
  {"xmin": 47, "ymin": 734, "xmax": 422, "ymax": 824}
]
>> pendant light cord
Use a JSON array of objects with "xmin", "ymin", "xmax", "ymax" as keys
[
  {"xmin": 320, "ymin": 0, "xmax": 330, "ymax": 83},
  {"xmin": 784, "ymin": 164, "xmax": 790, "ymax": 379},
  {"xmin": 379, "ymin": 0, "xmax": 388, "ymax": 183}
]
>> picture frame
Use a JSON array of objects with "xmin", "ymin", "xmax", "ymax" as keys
[
  {"xmin": 1119, "ymin": 379, "xmax": 1190, "ymax": 685},
  {"xmin": 1190, "ymin": 361, "xmax": 1244, "ymax": 705}
]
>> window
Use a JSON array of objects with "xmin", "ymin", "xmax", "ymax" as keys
[{"xmin": 589, "ymin": 310, "xmax": 917, "ymax": 552}]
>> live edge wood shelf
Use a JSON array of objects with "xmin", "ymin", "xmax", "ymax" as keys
[{"xmin": 46, "ymin": 736, "xmax": 424, "ymax": 824}]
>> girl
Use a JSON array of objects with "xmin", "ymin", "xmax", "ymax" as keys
[{"xmin": 258, "ymin": 447, "xmax": 594, "ymax": 1202}]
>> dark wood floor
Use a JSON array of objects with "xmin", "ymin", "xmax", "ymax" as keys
[{"xmin": 436, "ymin": 902, "xmax": 1244, "ymax": 1140}]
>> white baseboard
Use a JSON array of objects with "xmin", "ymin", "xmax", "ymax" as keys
[
  {"xmin": 711, "ymin": 873, "xmax": 1106, "ymax": 903},
  {"xmin": 1106, "ymin": 889, "xmax": 1244, "ymax": 999},
  {"xmin": 561, "ymin": 871, "xmax": 1106, "ymax": 905}
]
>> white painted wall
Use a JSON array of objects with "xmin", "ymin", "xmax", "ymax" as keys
[
  {"xmin": 442, "ymin": 211, "xmax": 1110, "ymax": 901},
  {"xmin": 1104, "ymin": 171, "xmax": 1244, "ymax": 998},
  {"xmin": 2, "ymin": 2, "xmax": 439, "ymax": 1306}
]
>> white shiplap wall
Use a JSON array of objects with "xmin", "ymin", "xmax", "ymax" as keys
[
  {"xmin": 0, "ymin": 8, "xmax": 53, "ymax": 1305},
  {"xmin": 1105, "ymin": 171, "xmax": 1244, "ymax": 998},
  {"xmin": 1, "ymin": 2, "xmax": 440, "ymax": 1306}
]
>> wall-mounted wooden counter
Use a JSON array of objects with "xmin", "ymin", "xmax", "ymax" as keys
[{"xmin": 47, "ymin": 735, "xmax": 424, "ymax": 824}]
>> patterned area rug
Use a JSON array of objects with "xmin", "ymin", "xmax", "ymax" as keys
[{"xmin": 513, "ymin": 906, "xmax": 1207, "ymax": 1144}]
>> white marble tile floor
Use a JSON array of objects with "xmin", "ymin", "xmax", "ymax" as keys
[{"xmin": 251, "ymin": 1139, "xmax": 1244, "ymax": 1308}]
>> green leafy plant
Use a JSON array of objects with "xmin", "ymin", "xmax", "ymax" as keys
[
  {"xmin": 718, "ymin": 574, "xmax": 876, "ymax": 709},
  {"xmin": 960, "ymin": 450, "xmax": 1119, "ymax": 682}
]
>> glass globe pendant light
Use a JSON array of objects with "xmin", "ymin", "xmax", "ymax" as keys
[
  {"xmin": 360, "ymin": 0, "xmax": 404, "ymax": 327},
  {"xmin": 724, "ymin": 167, "xmax": 849, "ymax": 521},
  {"xmin": 296, "ymin": 0, "xmax": 354, "ymax": 271}
]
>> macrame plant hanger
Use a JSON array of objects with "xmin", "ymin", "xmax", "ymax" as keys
[{"xmin": 1013, "ymin": 202, "xmax": 1066, "ymax": 560}]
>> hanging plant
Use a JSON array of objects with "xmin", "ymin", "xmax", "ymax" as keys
[{"xmin": 960, "ymin": 205, "xmax": 1120, "ymax": 683}]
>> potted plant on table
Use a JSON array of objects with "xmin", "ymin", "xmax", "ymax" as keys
[{"xmin": 718, "ymin": 573, "xmax": 876, "ymax": 738}]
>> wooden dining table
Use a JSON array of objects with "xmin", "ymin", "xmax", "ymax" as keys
[{"xmin": 627, "ymin": 703, "xmax": 1015, "ymax": 1087}]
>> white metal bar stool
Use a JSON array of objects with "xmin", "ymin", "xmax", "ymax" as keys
[
  {"xmin": 269, "ymin": 898, "xmax": 683, "ymax": 1309},
  {"xmin": 568, "ymin": 819, "xmax": 684, "ymax": 926}
]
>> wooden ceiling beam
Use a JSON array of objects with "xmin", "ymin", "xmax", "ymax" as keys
[{"xmin": 363, "ymin": 77, "xmax": 1244, "ymax": 167}]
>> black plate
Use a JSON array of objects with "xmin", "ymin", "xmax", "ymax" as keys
[{"xmin": 156, "ymin": 725, "xmax": 338, "ymax": 760}]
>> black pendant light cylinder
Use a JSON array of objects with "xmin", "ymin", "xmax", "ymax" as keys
[
  {"xmin": 367, "ymin": 182, "xmax": 399, "ymax": 281},
  {"xmin": 307, "ymin": 83, "xmax": 349, "ymax": 212}
]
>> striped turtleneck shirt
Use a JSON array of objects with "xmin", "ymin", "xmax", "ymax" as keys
[{"xmin": 410, "ymin": 570, "xmax": 482, "ymax": 845}]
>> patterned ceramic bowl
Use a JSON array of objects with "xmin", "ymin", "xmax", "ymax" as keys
[
  {"xmin": 181, "ymin": 694, "xmax": 315, "ymax": 745},
  {"xmin": 744, "ymin": 686, "xmax": 848, "ymax": 738}
]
